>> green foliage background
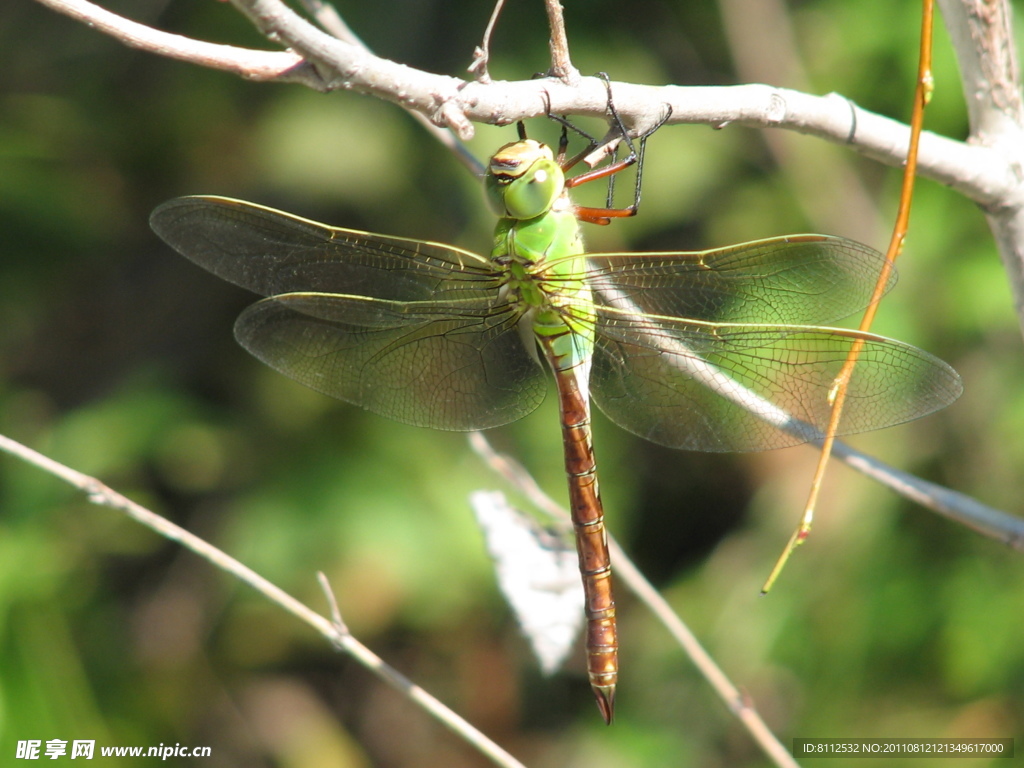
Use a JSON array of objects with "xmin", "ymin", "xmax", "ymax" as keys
[{"xmin": 1, "ymin": 1, "xmax": 1023, "ymax": 766}]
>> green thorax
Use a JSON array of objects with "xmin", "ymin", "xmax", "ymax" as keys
[{"xmin": 484, "ymin": 139, "xmax": 592, "ymax": 332}]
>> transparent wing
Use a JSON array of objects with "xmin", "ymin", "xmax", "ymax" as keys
[
  {"xmin": 150, "ymin": 196, "xmax": 503, "ymax": 302},
  {"xmin": 582, "ymin": 235, "xmax": 895, "ymax": 326},
  {"xmin": 590, "ymin": 311, "xmax": 963, "ymax": 452},
  {"xmin": 235, "ymin": 293, "xmax": 546, "ymax": 430}
]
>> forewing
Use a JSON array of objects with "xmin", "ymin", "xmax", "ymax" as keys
[
  {"xmin": 584, "ymin": 235, "xmax": 894, "ymax": 326},
  {"xmin": 234, "ymin": 293, "xmax": 546, "ymax": 431},
  {"xmin": 150, "ymin": 196, "xmax": 501, "ymax": 302},
  {"xmin": 591, "ymin": 312, "xmax": 962, "ymax": 452}
]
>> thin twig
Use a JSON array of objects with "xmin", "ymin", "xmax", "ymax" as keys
[
  {"xmin": 0, "ymin": 432, "xmax": 527, "ymax": 768},
  {"xmin": 831, "ymin": 440, "xmax": 1024, "ymax": 548},
  {"xmin": 296, "ymin": 0, "xmax": 365, "ymax": 43},
  {"xmin": 468, "ymin": 0, "xmax": 507, "ymax": 84},
  {"xmin": 35, "ymin": 0, "xmax": 318, "ymax": 85},
  {"xmin": 317, "ymin": 572, "xmax": 350, "ymax": 634},
  {"xmin": 467, "ymin": 425, "xmax": 1023, "ymax": 554},
  {"xmin": 544, "ymin": 0, "xmax": 579, "ymax": 84},
  {"xmin": 607, "ymin": 548, "xmax": 800, "ymax": 768},
  {"xmin": 468, "ymin": 432, "xmax": 800, "ymax": 768},
  {"xmin": 760, "ymin": 0, "xmax": 937, "ymax": 593}
]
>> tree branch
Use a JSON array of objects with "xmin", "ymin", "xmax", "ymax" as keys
[
  {"xmin": 0, "ymin": 432, "xmax": 528, "ymax": 768},
  {"xmin": 939, "ymin": 0, "xmax": 1022, "ymax": 135},
  {"xmin": 35, "ymin": 0, "xmax": 322, "ymax": 85},
  {"xmin": 35, "ymin": 0, "xmax": 1019, "ymax": 212},
  {"xmin": 937, "ymin": 0, "xmax": 1024, "ymax": 337}
]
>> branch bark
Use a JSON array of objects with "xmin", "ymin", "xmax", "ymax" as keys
[
  {"xmin": 35, "ymin": 0, "xmax": 1021, "ymax": 214},
  {"xmin": 35, "ymin": 0, "xmax": 319, "ymax": 84},
  {"xmin": 938, "ymin": 0, "xmax": 1024, "ymax": 336}
]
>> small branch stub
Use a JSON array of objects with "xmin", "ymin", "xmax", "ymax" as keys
[{"xmin": 544, "ymin": 0, "xmax": 580, "ymax": 84}]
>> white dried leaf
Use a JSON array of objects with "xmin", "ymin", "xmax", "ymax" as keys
[{"xmin": 470, "ymin": 490, "xmax": 584, "ymax": 675}]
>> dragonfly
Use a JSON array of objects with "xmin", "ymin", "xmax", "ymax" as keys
[{"xmin": 150, "ymin": 131, "xmax": 962, "ymax": 724}]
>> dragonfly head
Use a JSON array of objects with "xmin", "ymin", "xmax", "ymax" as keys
[{"xmin": 484, "ymin": 139, "xmax": 565, "ymax": 221}]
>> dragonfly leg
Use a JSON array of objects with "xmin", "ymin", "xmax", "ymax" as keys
[
  {"xmin": 541, "ymin": 89, "xmax": 601, "ymax": 170},
  {"xmin": 538, "ymin": 74, "xmax": 672, "ymax": 225},
  {"xmin": 566, "ymin": 76, "xmax": 673, "ymax": 224},
  {"xmin": 543, "ymin": 72, "xmax": 643, "ymax": 178},
  {"xmin": 557, "ymin": 116, "xmax": 570, "ymax": 167},
  {"xmin": 562, "ymin": 73, "xmax": 641, "ymax": 181}
]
